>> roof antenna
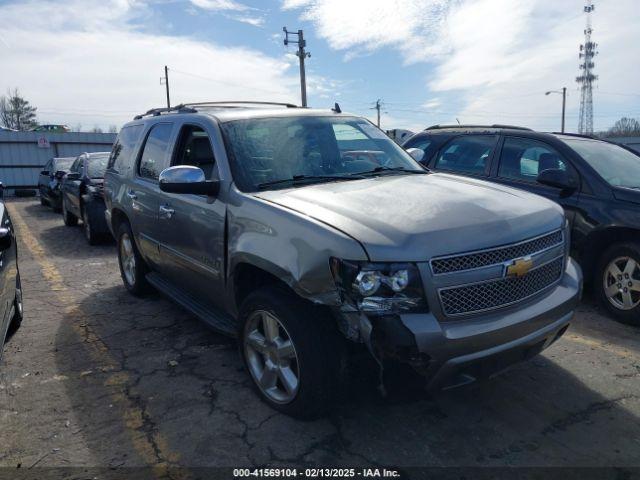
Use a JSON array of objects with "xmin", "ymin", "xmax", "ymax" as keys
[{"xmin": 332, "ymin": 102, "xmax": 341, "ymax": 113}]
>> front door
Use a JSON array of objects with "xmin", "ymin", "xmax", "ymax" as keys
[
  {"xmin": 156, "ymin": 123, "xmax": 227, "ymax": 309},
  {"xmin": 63, "ymin": 157, "xmax": 83, "ymax": 217},
  {"xmin": 492, "ymin": 136, "xmax": 581, "ymax": 226}
]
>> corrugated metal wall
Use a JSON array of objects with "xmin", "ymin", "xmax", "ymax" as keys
[{"xmin": 0, "ymin": 131, "xmax": 116, "ymax": 194}]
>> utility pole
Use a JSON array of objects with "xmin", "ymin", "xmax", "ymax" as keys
[
  {"xmin": 545, "ymin": 87, "xmax": 567, "ymax": 133},
  {"xmin": 373, "ymin": 99, "xmax": 382, "ymax": 127},
  {"xmin": 561, "ymin": 86, "xmax": 566, "ymax": 133},
  {"xmin": 283, "ymin": 28, "xmax": 311, "ymax": 107},
  {"xmin": 161, "ymin": 65, "xmax": 171, "ymax": 108}
]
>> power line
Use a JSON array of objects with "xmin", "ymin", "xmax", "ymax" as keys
[{"xmin": 168, "ymin": 67, "xmax": 289, "ymax": 96}]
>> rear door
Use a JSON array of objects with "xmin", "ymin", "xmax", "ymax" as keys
[
  {"xmin": 491, "ymin": 135, "xmax": 581, "ymax": 225},
  {"xmin": 128, "ymin": 122, "xmax": 175, "ymax": 267},
  {"xmin": 155, "ymin": 121, "xmax": 227, "ymax": 308},
  {"xmin": 427, "ymin": 134, "xmax": 498, "ymax": 178}
]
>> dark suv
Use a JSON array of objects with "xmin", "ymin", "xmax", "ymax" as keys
[
  {"xmin": 61, "ymin": 152, "xmax": 111, "ymax": 244},
  {"xmin": 38, "ymin": 156, "xmax": 75, "ymax": 211},
  {"xmin": 403, "ymin": 125, "xmax": 640, "ymax": 325},
  {"xmin": 104, "ymin": 104, "xmax": 580, "ymax": 417}
]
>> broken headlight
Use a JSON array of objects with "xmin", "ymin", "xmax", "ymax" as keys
[{"xmin": 330, "ymin": 258, "xmax": 428, "ymax": 314}]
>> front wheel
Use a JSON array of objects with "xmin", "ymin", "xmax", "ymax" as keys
[
  {"xmin": 116, "ymin": 222, "xmax": 150, "ymax": 296},
  {"xmin": 597, "ymin": 242, "xmax": 640, "ymax": 326},
  {"xmin": 62, "ymin": 197, "xmax": 78, "ymax": 226},
  {"xmin": 239, "ymin": 286, "xmax": 344, "ymax": 419}
]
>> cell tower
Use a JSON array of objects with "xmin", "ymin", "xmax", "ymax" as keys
[{"xmin": 576, "ymin": 4, "xmax": 598, "ymax": 134}]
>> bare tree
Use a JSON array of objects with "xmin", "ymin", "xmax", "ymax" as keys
[
  {"xmin": 90, "ymin": 126, "xmax": 104, "ymax": 133},
  {"xmin": 72, "ymin": 123, "xmax": 83, "ymax": 132},
  {"xmin": 0, "ymin": 88, "xmax": 38, "ymax": 131},
  {"xmin": 108, "ymin": 125, "xmax": 118, "ymax": 133},
  {"xmin": 608, "ymin": 117, "xmax": 640, "ymax": 137}
]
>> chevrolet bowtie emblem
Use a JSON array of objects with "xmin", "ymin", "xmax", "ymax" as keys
[{"xmin": 506, "ymin": 257, "xmax": 533, "ymax": 277}]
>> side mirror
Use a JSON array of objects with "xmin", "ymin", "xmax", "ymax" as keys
[
  {"xmin": 65, "ymin": 172, "xmax": 80, "ymax": 181},
  {"xmin": 159, "ymin": 166, "xmax": 220, "ymax": 196},
  {"xmin": 40, "ymin": 170, "xmax": 50, "ymax": 176},
  {"xmin": 406, "ymin": 148, "xmax": 425, "ymax": 163},
  {"xmin": 0, "ymin": 227, "xmax": 12, "ymax": 251},
  {"xmin": 537, "ymin": 168, "xmax": 578, "ymax": 192}
]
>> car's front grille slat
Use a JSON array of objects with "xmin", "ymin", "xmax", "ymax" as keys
[
  {"xmin": 431, "ymin": 230, "xmax": 563, "ymax": 275},
  {"xmin": 439, "ymin": 256, "xmax": 564, "ymax": 316}
]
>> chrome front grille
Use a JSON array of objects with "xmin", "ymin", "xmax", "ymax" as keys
[
  {"xmin": 431, "ymin": 230, "xmax": 563, "ymax": 275},
  {"xmin": 439, "ymin": 257, "xmax": 564, "ymax": 316}
]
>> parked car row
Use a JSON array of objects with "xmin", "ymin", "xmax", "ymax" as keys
[
  {"xmin": 39, "ymin": 152, "xmax": 111, "ymax": 244},
  {"xmin": 25, "ymin": 103, "xmax": 636, "ymax": 418},
  {"xmin": 402, "ymin": 125, "xmax": 640, "ymax": 325}
]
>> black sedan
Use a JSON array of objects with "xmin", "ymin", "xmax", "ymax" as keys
[
  {"xmin": 61, "ymin": 152, "xmax": 110, "ymax": 245},
  {"xmin": 38, "ymin": 156, "xmax": 75, "ymax": 211},
  {"xmin": 0, "ymin": 183, "xmax": 23, "ymax": 362},
  {"xmin": 403, "ymin": 125, "xmax": 640, "ymax": 325}
]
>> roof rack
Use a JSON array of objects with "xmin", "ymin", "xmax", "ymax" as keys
[
  {"xmin": 133, "ymin": 101, "xmax": 298, "ymax": 120},
  {"xmin": 134, "ymin": 104, "xmax": 196, "ymax": 120},
  {"xmin": 425, "ymin": 124, "xmax": 533, "ymax": 131},
  {"xmin": 183, "ymin": 101, "xmax": 299, "ymax": 109}
]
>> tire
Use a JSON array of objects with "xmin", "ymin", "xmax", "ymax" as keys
[
  {"xmin": 597, "ymin": 242, "xmax": 640, "ymax": 326},
  {"xmin": 82, "ymin": 205, "xmax": 100, "ymax": 245},
  {"xmin": 238, "ymin": 286, "xmax": 345, "ymax": 419},
  {"xmin": 8, "ymin": 273, "xmax": 23, "ymax": 335},
  {"xmin": 40, "ymin": 196, "xmax": 48, "ymax": 206},
  {"xmin": 116, "ymin": 221, "xmax": 150, "ymax": 296},
  {"xmin": 62, "ymin": 197, "xmax": 78, "ymax": 226}
]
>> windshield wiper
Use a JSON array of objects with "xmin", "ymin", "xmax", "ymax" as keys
[
  {"xmin": 351, "ymin": 166, "xmax": 429, "ymax": 176},
  {"xmin": 257, "ymin": 174, "xmax": 364, "ymax": 190}
]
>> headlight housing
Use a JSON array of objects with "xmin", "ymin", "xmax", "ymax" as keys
[{"xmin": 330, "ymin": 258, "xmax": 428, "ymax": 314}]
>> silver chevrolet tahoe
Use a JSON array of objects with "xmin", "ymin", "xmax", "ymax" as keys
[{"xmin": 104, "ymin": 102, "xmax": 582, "ymax": 418}]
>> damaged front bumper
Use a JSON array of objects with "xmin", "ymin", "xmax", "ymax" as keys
[{"xmin": 335, "ymin": 258, "xmax": 582, "ymax": 390}]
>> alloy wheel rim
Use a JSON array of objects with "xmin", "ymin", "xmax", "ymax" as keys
[
  {"xmin": 244, "ymin": 310, "xmax": 300, "ymax": 404},
  {"xmin": 120, "ymin": 233, "xmax": 136, "ymax": 286},
  {"xmin": 604, "ymin": 256, "xmax": 640, "ymax": 310}
]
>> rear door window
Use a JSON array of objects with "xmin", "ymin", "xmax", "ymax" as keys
[
  {"xmin": 434, "ymin": 135, "xmax": 497, "ymax": 175},
  {"xmin": 109, "ymin": 124, "xmax": 143, "ymax": 173},
  {"xmin": 138, "ymin": 123, "xmax": 173, "ymax": 181},
  {"xmin": 498, "ymin": 137, "xmax": 569, "ymax": 182}
]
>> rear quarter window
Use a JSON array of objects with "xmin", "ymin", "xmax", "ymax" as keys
[{"xmin": 108, "ymin": 124, "xmax": 143, "ymax": 174}]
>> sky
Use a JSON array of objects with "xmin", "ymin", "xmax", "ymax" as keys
[{"xmin": 0, "ymin": 0, "xmax": 638, "ymax": 133}]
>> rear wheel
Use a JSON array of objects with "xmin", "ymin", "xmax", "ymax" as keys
[
  {"xmin": 116, "ymin": 221, "xmax": 150, "ymax": 296},
  {"xmin": 82, "ymin": 205, "xmax": 99, "ymax": 245},
  {"xmin": 62, "ymin": 197, "xmax": 78, "ymax": 226},
  {"xmin": 40, "ymin": 196, "xmax": 48, "ymax": 206},
  {"xmin": 597, "ymin": 242, "xmax": 640, "ymax": 326},
  {"xmin": 239, "ymin": 286, "xmax": 344, "ymax": 419}
]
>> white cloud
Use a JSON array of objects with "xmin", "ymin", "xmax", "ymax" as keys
[
  {"xmin": 189, "ymin": 0, "xmax": 249, "ymax": 11},
  {"xmin": 284, "ymin": 0, "xmax": 640, "ymax": 132},
  {"xmin": 0, "ymin": 0, "xmax": 298, "ymax": 130}
]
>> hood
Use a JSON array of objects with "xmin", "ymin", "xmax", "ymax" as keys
[
  {"xmin": 613, "ymin": 186, "xmax": 640, "ymax": 205},
  {"xmin": 255, "ymin": 173, "xmax": 564, "ymax": 261}
]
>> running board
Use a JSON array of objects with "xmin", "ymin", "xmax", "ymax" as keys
[{"xmin": 146, "ymin": 272, "xmax": 237, "ymax": 337}]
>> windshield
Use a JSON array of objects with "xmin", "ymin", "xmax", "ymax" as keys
[
  {"xmin": 86, "ymin": 155, "xmax": 109, "ymax": 178},
  {"xmin": 220, "ymin": 115, "xmax": 424, "ymax": 191},
  {"xmin": 565, "ymin": 138, "xmax": 640, "ymax": 189}
]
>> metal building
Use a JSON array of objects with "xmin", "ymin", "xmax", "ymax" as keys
[{"xmin": 0, "ymin": 131, "xmax": 116, "ymax": 194}]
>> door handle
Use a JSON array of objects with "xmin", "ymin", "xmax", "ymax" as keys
[
  {"xmin": 127, "ymin": 190, "xmax": 138, "ymax": 200},
  {"xmin": 159, "ymin": 205, "xmax": 175, "ymax": 219}
]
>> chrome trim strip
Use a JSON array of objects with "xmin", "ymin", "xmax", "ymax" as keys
[
  {"xmin": 438, "ymin": 254, "xmax": 565, "ymax": 317},
  {"xmin": 430, "ymin": 229, "xmax": 564, "ymax": 275}
]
